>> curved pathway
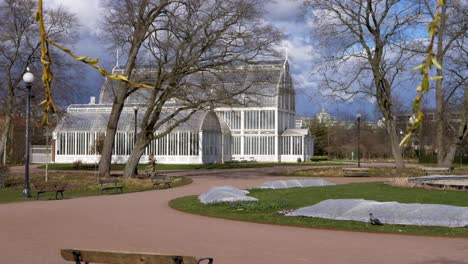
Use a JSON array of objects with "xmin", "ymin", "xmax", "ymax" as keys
[{"xmin": 0, "ymin": 168, "xmax": 466, "ymax": 264}]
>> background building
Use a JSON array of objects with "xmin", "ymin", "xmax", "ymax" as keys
[{"xmin": 51, "ymin": 60, "xmax": 314, "ymax": 164}]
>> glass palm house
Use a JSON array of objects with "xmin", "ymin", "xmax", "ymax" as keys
[{"xmin": 53, "ymin": 60, "xmax": 314, "ymax": 164}]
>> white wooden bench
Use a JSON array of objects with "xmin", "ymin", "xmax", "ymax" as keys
[{"xmin": 343, "ymin": 168, "xmax": 370, "ymax": 177}]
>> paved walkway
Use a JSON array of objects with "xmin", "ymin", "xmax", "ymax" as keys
[{"xmin": 1, "ymin": 168, "xmax": 467, "ymax": 264}]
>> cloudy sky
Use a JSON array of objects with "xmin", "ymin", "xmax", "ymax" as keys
[{"xmin": 47, "ymin": 0, "xmax": 375, "ymax": 118}]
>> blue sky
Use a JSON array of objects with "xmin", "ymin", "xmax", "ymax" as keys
[{"xmin": 48, "ymin": 0, "xmax": 385, "ymax": 119}]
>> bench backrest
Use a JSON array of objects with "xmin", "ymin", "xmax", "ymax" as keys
[
  {"xmin": 422, "ymin": 167, "xmax": 451, "ymax": 171},
  {"xmin": 343, "ymin": 168, "xmax": 369, "ymax": 171},
  {"xmin": 34, "ymin": 182, "xmax": 67, "ymax": 190},
  {"xmin": 61, "ymin": 249, "xmax": 213, "ymax": 264},
  {"xmin": 151, "ymin": 174, "xmax": 168, "ymax": 180},
  {"xmin": 99, "ymin": 178, "xmax": 119, "ymax": 185}
]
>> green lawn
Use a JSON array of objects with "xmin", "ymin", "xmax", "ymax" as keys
[
  {"xmin": 170, "ymin": 182, "xmax": 468, "ymax": 237},
  {"xmin": 0, "ymin": 172, "xmax": 192, "ymax": 204},
  {"xmin": 38, "ymin": 161, "xmax": 347, "ymax": 171},
  {"xmin": 283, "ymin": 167, "xmax": 468, "ymax": 178}
]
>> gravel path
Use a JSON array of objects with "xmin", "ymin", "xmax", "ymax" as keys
[{"xmin": 1, "ymin": 168, "xmax": 467, "ymax": 264}]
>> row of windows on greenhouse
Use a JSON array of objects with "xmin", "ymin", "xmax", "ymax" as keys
[
  {"xmin": 244, "ymin": 110, "xmax": 275, "ymax": 129},
  {"xmin": 278, "ymin": 111, "xmax": 296, "ymax": 130},
  {"xmin": 202, "ymin": 131, "xmax": 222, "ymax": 156},
  {"xmin": 231, "ymin": 136, "xmax": 275, "ymax": 156},
  {"xmin": 57, "ymin": 132, "xmax": 105, "ymax": 156},
  {"xmin": 231, "ymin": 137, "xmax": 241, "ymax": 155},
  {"xmin": 279, "ymin": 89, "xmax": 295, "ymax": 110},
  {"xmin": 280, "ymin": 136, "xmax": 303, "ymax": 155},
  {"xmin": 303, "ymin": 137, "xmax": 314, "ymax": 156},
  {"xmin": 217, "ymin": 111, "xmax": 242, "ymax": 129},
  {"xmin": 243, "ymin": 136, "xmax": 276, "ymax": 155},
  {"xmin": 217, "ymin": 110, "xmax": 276, "ymax": 130},
  {"xmin": 147, "ymin": 132, "xmax": 200, "ymax": 156},
  {"xmin": 56, "ymin": 131, "xmax": 200, "ymax": 156}
]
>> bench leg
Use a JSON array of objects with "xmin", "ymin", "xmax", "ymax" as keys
[
  {"xmin": 56, "ymin": 191, "xmax": 64, "ymax": 200},
  {"xmin": 36, "ymin": 191, "xmax": 45, "ymax": 200}
]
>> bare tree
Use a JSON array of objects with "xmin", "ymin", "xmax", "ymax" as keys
[
  {"xmin": 99, "ymin": 0, "xmax": 281, "ymax": 177},
  {"xmin": 0, "ymin": 0, "xmax": 78, "ymax": 164},
  {"xmin": 305, "ymin": 0, "xmax": 422, "ymax": 168},
  {"xmin": 98, "ymin": 0, "xmax": 176, "ymax": 177},
  {"xmin": 121, "ymin": 0, "xmax": 281, "ymax": 177},
  {"xmin": 423, "ymin": 0, "xmax": 468, "ymax": 166}
]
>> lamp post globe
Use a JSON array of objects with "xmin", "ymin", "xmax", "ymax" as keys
[
  {"xmin": 22, "ymin": 68, "xmax": 34, "ymax": 198},
  {"xmin": 22, "ymin": 71, "xmax": 34, "ymax": 83}
]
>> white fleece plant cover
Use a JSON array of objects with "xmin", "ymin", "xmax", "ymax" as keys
[
  {"xmin": 286, "ymin": 199, "xmax": 468, "ymax": 227},
  {"xmin": 198, "ymin": 186, "xmax": 258, "ymax": 204},
  {"xmin": 409, "ymin": 175, "xmax": 468, "ymax": 183},
  {"xmin": 256, "ymin": 179, "xmax": 336, "ymax": 189}
]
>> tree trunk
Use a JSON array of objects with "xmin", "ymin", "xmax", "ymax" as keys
[
  {"xmin": 386, "ymin": 118, "xmax": 404, "ymax": 168},
  {"xmin": 98, "ymin": 99, "xmax": 125, "ymax": 177},
  {"xmin": 0, "ymin": 116, "xmax": 11, "ymax": 165},
  {"xmin": 374, "ymin": 73, "xmax": 404, "ymax": 168},
  {"xmin": 0, "ymin": 81, "xmax": 15, "ymax": 164},
  {"xmin": 123, "ymin": 135, "xmax": 148, "ymax": 178},
  {"xmin": 436, "ymin": 28, "xmax": 446, "ymax": 166},
  {"xmin": 441, "ymin": 84, "xmax": 468, "ymax": 167},
  {"xmin": 98, "ymin": 28, "xmax": 146, "ymax": 177},
  {"xmin": 436, "ymin": 4, "xmax": 447, "ymax": 166},
  {"xmin": 435, "ymin": 67, "xmax": 445, "ymax": 165},
  {"xmin": 442, "ymin": 120, "xmax": 468, "ymax": 168}
]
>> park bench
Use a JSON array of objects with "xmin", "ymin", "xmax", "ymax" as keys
[
  {"xmin": 343, "ymin": 167, "xmax": 370, "ymax": 177},
  {"xmin": 151, "ymin": 174, "xmax": 174, "ymax": 189},
  {"xmin": 33, "ymin": 182, "xmax": 67, "ymax": 200},
  {"xmin": 61, "ymin": 248, "xmax": 213, "ymax": 264},
  {"xmin": 99, "ymin": 178, "xmax": 124, "ymax": 194},
  {"xmin": 420, "ymin": 167, "xmax": 452, "ymax": 175}
]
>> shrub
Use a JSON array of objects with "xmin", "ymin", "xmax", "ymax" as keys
[
  {"xmin": 72, "ymin": 160, "xmax": 83, "ymax": 169},
  {"xmin": 228, "ymin": 200, "xmax": 289, "ymax": 212},
  {"xmin": 0, "ymin": 166, "xmax": 9, "ymax": 189}
]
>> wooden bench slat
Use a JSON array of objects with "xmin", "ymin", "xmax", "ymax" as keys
[
  {"xmin": 33, "ymin": 183, "xmax": 67, "ymax": 200},
  {"xmin": 99, "ymin": 178, "xmax": 124, "ymax": 194},
  {"xmin": 420, "ymin": 167, "xmax": 452, "ymax": 175},
  {"xmin": 343, "ymin": 168, "xmax": 369, "ymax": 177},
  {"xmin": 61, "ymin": 249, "xmax": 210, "ymax": 264},
  {"xmin": 151, "ymin": 175, "xmax": 174, "ymax": 189}
]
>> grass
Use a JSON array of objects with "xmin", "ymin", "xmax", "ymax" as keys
[
  {"xmin": 170, "ymin": 182, "xmax": 468, "ymax": 237},
  {"xmin": 0, "ymin": 171, "xmax": 192, "ymax": 204},
  {"xmin": 38, "ymin": 161, "xmax": 348, "ymax": 171}
]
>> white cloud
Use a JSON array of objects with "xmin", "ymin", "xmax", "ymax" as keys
[
  {"xmin": 265, "ymin": 1, "xmax": 304, "ymax": 22},
  {"xmin": 47, "ymin": 0, "xmax": 101, "ymax": 32},
  {"xmin": 43, "ymin": 0, "xmax": 332, "ymax": 116}
]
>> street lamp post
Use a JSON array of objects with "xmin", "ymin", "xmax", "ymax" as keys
[
  {"xmin": 356, "ymin": 114, "xmax": 361, "ymax": 168},
  {"xmin": 22, "ymin": 68, "xmax": 34, "ymax": 198},
  {"xmin": 133, "ymin": 106, "xmax": 139, "ymax": 176},
  {"xmin": 400, "ymin": 130, "xmax": 404, "ymax": 161},
  {"xmin": 133, "ymin": 106, "xmax": 139, "ymax": 144}
]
